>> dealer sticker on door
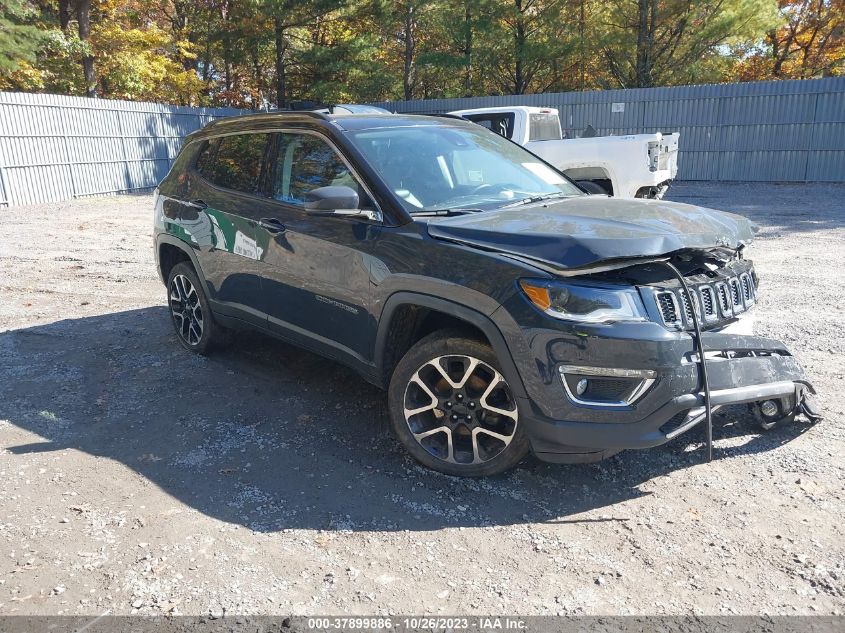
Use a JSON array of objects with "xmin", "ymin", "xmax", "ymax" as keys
[{"xmin": 234, "ymin": 231, "xmax": 264, "ymax": 260}]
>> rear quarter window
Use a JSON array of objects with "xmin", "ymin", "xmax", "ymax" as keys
[{"xmin": 195, "ymin": 133, "xmax": 270, "ymax": 195}]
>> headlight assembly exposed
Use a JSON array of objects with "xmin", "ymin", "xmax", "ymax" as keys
[{"xmin": 519, "ymin": 279, "xmax": 647, "ymax": 323}]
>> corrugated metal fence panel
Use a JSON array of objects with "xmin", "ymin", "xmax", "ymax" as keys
[
  {"xmin": 370, "ymin": 77, "xmax": 845, "ymax": 183},
  {"xmin": 1, "ymin": 79, "xmax": 844, "ymax": 206},
  {"xmin": 0, "ymin": 92, "xmax": 244, "ymax": 207}
]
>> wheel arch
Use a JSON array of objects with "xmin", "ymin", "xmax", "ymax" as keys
[
  {"xmin": 156, "ymin": 235, "xmax": 206, "ymax": 287},
  {"xmin": 374, "ymin": 292, "xmax": 527, "ymax": 399}
]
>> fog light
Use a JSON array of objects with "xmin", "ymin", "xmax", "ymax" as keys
[
  {"xmin": 558, "ymin": 365, "xmax": 656, "ymax": 407},
  {"xmin": 760, "ymin": 399, "xmax": 779, "ymax": 418}
]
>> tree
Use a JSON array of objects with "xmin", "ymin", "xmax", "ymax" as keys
[
  {"xmin": 260, "ymin": 0, "xmax": 346, "ymax": 108},
  {"xmin": 1, "ymin": 0, "xmax": 841, "ymax": 104},
  {"xmin": 598, "ymin": 0, "xmax": 781, "ymax": 87},
  {"xmin": 735, "ymin": 0, "xmax": 844, "ymax": 79},
  {"xmin": 0, "ymin": 0, "xmax": 48, "ymax": 73},
  {"xmin": 477, "ymin": 0, "xmax": 577, "ymax": 95}
]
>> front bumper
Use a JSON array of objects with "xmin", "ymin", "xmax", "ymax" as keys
[{"xmin": 507, "ymin": 321, "xmax": 815, "ymax": 462}]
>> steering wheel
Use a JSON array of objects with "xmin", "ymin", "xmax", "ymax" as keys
[{"xmin": 470, "ymin": 182, "xmax": 520, "ymax": 195}]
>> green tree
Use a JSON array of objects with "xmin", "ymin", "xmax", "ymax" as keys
[
  {"xmin": 0, "ymin": 0, "xmax": 48, "ymax": 72},
  {"xmin": 477, "ymin": 0, "xmax": 578, "ymax": 95},
  {"xmin": 597, "ymin": 0, "xmax": 781, "ymax": 87}
]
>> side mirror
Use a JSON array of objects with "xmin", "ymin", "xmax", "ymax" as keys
[{"xmin": 303, "ymin": 185, "xmax": 359, "ymax": 211}]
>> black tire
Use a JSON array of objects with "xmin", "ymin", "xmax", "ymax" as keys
[
  {"xmin": 166, "ymin": 262, "xmax": 227, "ymax": 354},
  {"xmin": 576, "ymin": 180, "xmax": 610, "ymax": 196},
  {"xmin": 387, "ymin": 329, "xmax": 530, "ymax": 476}
]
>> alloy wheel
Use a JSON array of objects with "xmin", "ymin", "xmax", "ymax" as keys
[
  {"xmin": 169, "ymin": 274, "xmax": 204, "ymax": 346},
  {"xmin": 402, "ymin": 355, "xmax": 519, "ymax": 466}
]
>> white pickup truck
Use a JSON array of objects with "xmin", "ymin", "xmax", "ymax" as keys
[{"xmin": 449, "ymin": 106, "xmax": 679, "ymax": 199}]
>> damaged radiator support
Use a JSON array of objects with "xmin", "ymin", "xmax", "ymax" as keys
[{"xmin": 662, "ymin": 261, "xmax": 714, "ymax": 461}]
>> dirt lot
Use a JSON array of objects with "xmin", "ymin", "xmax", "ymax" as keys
[{"xmin": 0, "ymin": 182, "xmax": 843, "ymax": 617}]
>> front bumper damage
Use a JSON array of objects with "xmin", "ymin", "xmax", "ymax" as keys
[{"xmin": 515, "ymin": 330, "xmax": 820, "ymax": 464}]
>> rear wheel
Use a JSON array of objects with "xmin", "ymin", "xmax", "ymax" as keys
[
  {"xmin": 167, "ymin": 262, "xmax": 227, "ymax": 354},
  {"xmin": 388, "ymin": 330, "xmax": 530, "ymax": 476}
]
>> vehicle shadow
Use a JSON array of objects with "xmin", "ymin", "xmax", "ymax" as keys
[{"xmin": 0, "ymin": 307, "xmax": 813, "ymax": 532}]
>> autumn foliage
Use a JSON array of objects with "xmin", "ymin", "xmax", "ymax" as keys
[{"xmin": 1, "ymin": 0, "xmax": 842, "ymax": 107}]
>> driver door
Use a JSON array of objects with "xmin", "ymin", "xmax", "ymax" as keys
[{"xmin": 255, "ymin": 131, "xmax": 380, "ymax": 362}]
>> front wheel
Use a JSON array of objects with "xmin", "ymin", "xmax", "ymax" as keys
[{"xmin": 388, "ymin": 330, "xmax": 530, "ymax": 476}]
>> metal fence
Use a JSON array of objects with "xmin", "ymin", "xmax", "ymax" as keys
[
  {"xmin": 1, "ymin": 79, "xmax": 843, "ymax": 207},
  {"xmin": 370, "ymin": 77, "xmax": 845, "ymax": 183},
  {"xmin": 0, "ymin": 92, "xmax": 243, "ymax": 207}
]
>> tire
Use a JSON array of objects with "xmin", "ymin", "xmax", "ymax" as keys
[
  {"xmin": 388, "ymin": 329, "xmax": 530, "ymax": 476},
  {"xmin": 166, "ymin": 262, "xmax": 227, "ymax": 354},
  {"xmin": 575, "ymin": 180, "xmax": 610, "ymax": 196}
]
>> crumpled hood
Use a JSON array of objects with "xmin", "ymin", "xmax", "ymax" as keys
[{"xmin": 426, "ymin": 196, "xmax": 758, "ymax": 270}]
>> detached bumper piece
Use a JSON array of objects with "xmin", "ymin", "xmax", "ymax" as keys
[
  {"xmin": 522, "ymin": 336, "xmax": 822, "ymax": 464},
  {"xmin": 659, "ymin": 379, "xmax": 819, "ymax": 439}
]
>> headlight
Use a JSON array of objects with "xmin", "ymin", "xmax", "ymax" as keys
[{"xmin": 519, "ymin": 279, "xmax": 647, "ymax": 323}]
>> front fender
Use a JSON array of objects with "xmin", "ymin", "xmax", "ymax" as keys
[{"xmin": 374, "ymin": 291, "xmax": 527, "ymax": 399}]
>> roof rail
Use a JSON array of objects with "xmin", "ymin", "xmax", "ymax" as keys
[{"xmin": 399, "ymin": 111, "xmax": 467, "ymax": 120}]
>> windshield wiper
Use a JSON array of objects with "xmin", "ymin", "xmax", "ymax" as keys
[
  {"xmin": 410, "ymin": 208, "xmax": 485, "ymax": 217},
  {"xmin": 503, "ymin": 192, "xmax": 577, "ymax": 208}
]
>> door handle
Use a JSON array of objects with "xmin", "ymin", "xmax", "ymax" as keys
[
  {"xmin": 190, "ymin": 198, "xmax": 208, "ymax": 209},
  {"xmin": 259, "ymin": 218, "xmax": 286, "ymax": 234}
]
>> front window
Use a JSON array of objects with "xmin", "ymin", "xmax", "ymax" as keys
[
  {"xmin": 346, "ymin": 124, "xmax": 581, "ymax": 213},
  {"xmin": 267, "ymin": 132, "xmax": 374, "ymax": 209}
]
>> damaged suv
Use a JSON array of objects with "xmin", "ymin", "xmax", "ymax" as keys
[{"xmin": 154, "ymin": 112, "xmax": 819, "ymax": 476}]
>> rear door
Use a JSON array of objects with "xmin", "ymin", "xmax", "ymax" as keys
[
  {"xmin": 187, "ymin": 132, "xmax": 274, "ymax": 325},
  {"xmin": 254, "ymin": 130, "xmax": 380, "ymax": 362}
]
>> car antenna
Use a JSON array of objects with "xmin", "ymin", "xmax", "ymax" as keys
[{"xmin": 662, "ymin": 260, "xmax": 713, "ymax": 462}]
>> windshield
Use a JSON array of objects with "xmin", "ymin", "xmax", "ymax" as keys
[{"xmin": 346, "ymin": 124, "xmax": 582, "ymax": 213}]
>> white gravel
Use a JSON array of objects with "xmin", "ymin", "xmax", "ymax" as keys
[{"xmin": 0, "ymin": 182, "xmax": 842, "ymax": 616}]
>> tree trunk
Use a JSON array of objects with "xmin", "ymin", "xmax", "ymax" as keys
[
  {"xmin": 402, "ymin": 2, "xmax": 416, "ymax": 101},
  {"xmin": 76, "ymin": 0, "xmax": 96, "ymax": 97},
  {"xmin": 463, "ymin": 2, "xmax": 472, "ymax": 96},
  {"xmin": 221, "ymin": 2, "xmax": 233, "ymax": 97},
  {"xmin": 59, "ymin": 0, "xmax": 73, "ymax": 32},
  {"xmin": 514, "ymin": 1, "xmax": 526, "ymax": 94},
  {"xmin": 578, "ymin": 0, "xmax": 585, "ymax": 90},
  {"xmin": 634, "ymin": 0, "xmax": 658, "ymax": 87},
  {"xmin": 274, "ymin": 17, "xmax": 287, "ymax": 109}
]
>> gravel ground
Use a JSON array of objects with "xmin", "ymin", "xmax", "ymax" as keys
[{"xmin": 0, "ymin": 182, "xmax": 843, "ymax": 617}]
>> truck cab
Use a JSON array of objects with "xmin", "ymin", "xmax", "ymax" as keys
[{"xmin": 451, "ymin": 105, "xmax": 680, "ymax": 199}]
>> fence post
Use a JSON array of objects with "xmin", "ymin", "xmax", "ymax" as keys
[
  {"xmin": 116, "ymin": 107, "xmax": 130, "ymax": 192},
  {"xmin": 804, "ymin": 91, "xmax": 819, "ymax": 183},
  {"xmin": 0, "ymin": 165, "xmax": 8, "ymax": 207},
  {"xmin": 61, "ymin": 133, "xmax": 78, "ymax": 199}
]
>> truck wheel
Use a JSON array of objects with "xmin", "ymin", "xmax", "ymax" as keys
[
  {"xmin": 576, "ymin": 180, "xmax": 609, "ymax": 196},
  {"xmin": 388, "ymin": 330, "xmax": 530, "ymax": 476},
  {"xmin": 167, "ymin": 262, "xmax": 227, "ymax": 354}
]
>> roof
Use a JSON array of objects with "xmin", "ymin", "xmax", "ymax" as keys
[{"xmin": 184, "ymin": 111, "xmax": 471, "ymax": 143}]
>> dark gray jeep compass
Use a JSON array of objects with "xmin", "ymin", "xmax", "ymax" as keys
[{"xmin": 153, "ymin": 111, "xmax": 820, "ymax": 476}]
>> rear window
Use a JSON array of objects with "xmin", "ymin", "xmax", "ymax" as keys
[
  {"xmin": 195, "ymin": 133, "xmax": 270, "ymax": 195},
  {"xmin": 465, "ymin": 113, "xmax": 515, "ymax": 139},
  {"xmin": 528, "ymin": 113, "xmax": 562, "ymax": 141}
]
